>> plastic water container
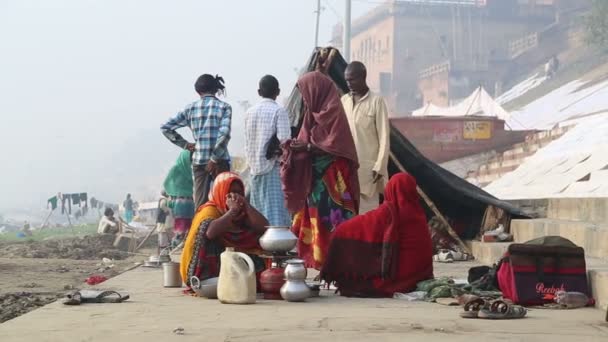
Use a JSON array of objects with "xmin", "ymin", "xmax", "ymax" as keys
[{"xmin": 217, "ymin": 248, "xmax": 256, "ymax": 304}]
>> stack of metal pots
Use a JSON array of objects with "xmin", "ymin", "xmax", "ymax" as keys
[{"xmin": 280, "ymin": 259, "xmax": 311, "ymax": 302}]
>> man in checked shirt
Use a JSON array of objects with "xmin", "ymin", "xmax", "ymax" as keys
[{"xmin": 161, "ymin": 74, "xmax": 232, "ymax": 210}]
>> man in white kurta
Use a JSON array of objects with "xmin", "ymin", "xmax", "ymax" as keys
[{"xmin": 342, "ymin": 61, "xmax": 390, "ymax": 214}]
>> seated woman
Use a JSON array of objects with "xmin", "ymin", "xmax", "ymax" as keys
[
  {"xmin": 320, "ymin": 173, "xmax": 434, "ymax": 297},
  {"xmin": 180, "ymin": 172, "xmax": 269, "ymax": 289}
]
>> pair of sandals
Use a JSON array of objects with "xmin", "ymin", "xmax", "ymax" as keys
[
  {"xmin": 460, "ymin": 298, "xmax": 527, "ymax": 319},
  {"xmin": 62, "ymin": 290, "xmax": 130, "ymax": 305}
]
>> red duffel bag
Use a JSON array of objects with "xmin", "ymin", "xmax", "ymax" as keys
[{"xmin": 497, "ymin": 236, "xmax": 594, "ymax": 306}]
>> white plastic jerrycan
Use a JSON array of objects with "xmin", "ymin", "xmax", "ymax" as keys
[{"xmin": 217, "ymin": 247, "xmax": 257, "ymax": 304}]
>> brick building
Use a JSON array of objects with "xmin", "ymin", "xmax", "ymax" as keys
[{"xmin": 331, "ymin": 0, "xmax": 589, "ymax": 115}]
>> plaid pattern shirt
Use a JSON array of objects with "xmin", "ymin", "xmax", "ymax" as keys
[
  {"xmin": 161, "ymin": 95, "xmax": 231, "ymax": 165},
  {"xmin": 245, "ymin": 99, "xmax": 290, "ymax": 175}
]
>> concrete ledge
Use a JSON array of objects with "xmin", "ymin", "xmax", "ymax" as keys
[
  {"xmin": 466, "ymin": 241, "xmax": 510, "ymax": 266},
  {"xmin": 548, "ymin": 198, "xmax": 608, "ymax": 224},
  {"xmin": 511, "ymin": 219, "xmax": 608, "ymax": 258}
]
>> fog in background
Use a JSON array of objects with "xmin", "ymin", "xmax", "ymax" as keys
[{"xmin": 0, "ymin": 0, "xmax": 373, "ymax": 213}]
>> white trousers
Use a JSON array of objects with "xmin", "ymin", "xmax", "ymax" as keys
[{"xmin": 359, "ymin": 192, "xmax": 380, "ymax": 215}]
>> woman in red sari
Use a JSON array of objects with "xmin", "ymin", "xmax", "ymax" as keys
[
  {"xmin": 321, "ymin": 173, "xmax": 434, "ymax": 297},
  {"xmin": 281, "ymin": 71, "xmax": 359, "ymax": 270}
]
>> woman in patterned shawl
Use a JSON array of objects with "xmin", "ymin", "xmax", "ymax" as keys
[
  {"xmin": 180, "ymin": 172, "xmax": 268, "ymax": 289},
  {"xmin": 281, "ymin": 71, "xmax": 360, "ymax": 270}
]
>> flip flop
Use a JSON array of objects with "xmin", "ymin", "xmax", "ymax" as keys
[
  {"xmin": 63, "ymin": 290, "xmax": 130, "ymax": 305},
  {"xmin": 478, "ymin": 300, "xmax": 527, "ymax": 319},
  {"xmin": 460, "ymin": 298, "xmax": 486, "ymax": 318}
]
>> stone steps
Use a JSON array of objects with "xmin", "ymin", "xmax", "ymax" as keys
[
  {"xmin": 511, "ymin": 219, "xmax": 608, "ymax": 259},
  {"xmin": 547, "ymin": 198, "xmax": 608, "ymax": 224}
]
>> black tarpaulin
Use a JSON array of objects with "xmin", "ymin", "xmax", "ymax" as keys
[{"xmin": 286, "ymin": 47, "xmax": 526, "ymax": 237}]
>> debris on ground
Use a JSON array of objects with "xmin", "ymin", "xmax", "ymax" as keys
[
  {"xmin": 0, "ymin": 235, "xmax": 128, "ymax": 260},
  {"xmin": 0, "ymin": 292, "xmax": 61, "ymax": 323}
]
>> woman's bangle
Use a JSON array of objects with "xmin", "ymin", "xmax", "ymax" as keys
[{"xmin": 307, "ymin": 143, "xmax": 311, "ymax": 152}]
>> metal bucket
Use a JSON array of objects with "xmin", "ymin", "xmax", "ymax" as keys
[{"xmin": 162, "ymin": 262, "xmax": 182, "ymax": 288}]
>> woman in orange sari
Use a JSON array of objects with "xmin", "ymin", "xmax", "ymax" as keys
[
  {"xmin": 180, "ymin": 172, "xmax": 269, "ymax": 288},
  {"xmin": 281, "ymin": 71, "xmax": 359, "ymax": 270}
]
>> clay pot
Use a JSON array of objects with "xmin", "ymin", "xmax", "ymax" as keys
[{"xmin": 259, "ymin": 267, "xmax": 286, "ymax": 300}]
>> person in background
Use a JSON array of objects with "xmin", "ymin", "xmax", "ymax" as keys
[
  {"xmin": 281, "ymin": 71, "xmax": 360, "ymax": 270},
  {"xmin": 342, "ymin": 61, "xmax": 390, "ymax": 214},
  {"xmin": 161, "ymin": 74, "xmax": 232, "ymax": 210},
  {"xmin": 163, "ymin": 150, "xmax": 195, "ymax": 246},
  {"xmin": 321, "ymin": 173, "xmax": 433, "ymax": 297},
  {"xmin": 180, "ymin": 172, "xmax": 269, "ymax": 289},
  {"xmin": 22, "ymin": 221, "xmax": 32, "ymax": 237},
  {"xmin": 123, "ymin": 194, "xmax": 134, "ymax": 223},
  {"xmin": 245, "ymin": 75, "xmax": 291, "ymax": 227},
  {"xmin": 156, "ymin": 191, "xmax": 174, "ymax": 254},
  {"xmin": 98, "ymin": 208, "xmax": 120, "ymax": 235}
]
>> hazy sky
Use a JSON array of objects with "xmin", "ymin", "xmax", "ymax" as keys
[{"xmin": 0, "ymin": 0, "xmax": 374, "ymax": 211}]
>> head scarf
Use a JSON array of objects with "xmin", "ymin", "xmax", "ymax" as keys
[
  {"xmin": 321, "ymin": 173, "xmax": 430, "ymax": 293},
  {"xmin": 204, "ymin": 172, "xmax": 244, "ymax": 214},
  {"xmin": 281, "ymin": 71, "xmax": 359, "ymax": 213},
  {"xmin": 163, "ymin": 150, "xmax": 194, "ymax": 197}
]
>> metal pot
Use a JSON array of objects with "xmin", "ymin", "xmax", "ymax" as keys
[
  {"xmin": 190, "ymin": 276, "xmax": 218, "ymax": 299},
  {"xmin": 162, "ymin": 262, "xmax": 182, "ymax": 288},
  {"xmin": 259, "ymin": 226, "xmax": 297, "ymax": 253},
  {"xmin": 280, "ymin": 279, "xmax": 311, "ymax": 302},
  {"xmin": 284, "ymin": 259, "xmax": 307, "ymax": 281}
]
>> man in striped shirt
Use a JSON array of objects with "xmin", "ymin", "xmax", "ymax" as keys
[{"xmin": 161, "ymin": 74, "xmax": 232, "ymax": 209}]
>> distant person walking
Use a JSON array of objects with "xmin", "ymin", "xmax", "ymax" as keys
[
  {"xmin": 123, "ymin": 194, "xmax": 134, "ymax": 223},
  {"xmin": 245, "ymin": 75, "xmax": 291, "ymax": 227},
  {"xmin": 342, "ymin": 61, "xmax": 390, "ymax": 214},
  {"xmin": 161, "ymin": 74, "xmax": 232, "ymax": 210}
]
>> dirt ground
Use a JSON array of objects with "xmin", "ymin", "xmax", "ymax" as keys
[{"xmin": 0, "ymin": 235, "xmax": 156, "ymax": 323}]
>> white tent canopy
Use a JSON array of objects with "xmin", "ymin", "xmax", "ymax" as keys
[{"xmin": 412, "ymin": 86, "xmax": 511, "ymax": 121}]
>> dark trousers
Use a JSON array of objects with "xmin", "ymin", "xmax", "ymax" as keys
[{"xmin": 193, "ymin": 161, "xmax": 230, "ymax": 210}]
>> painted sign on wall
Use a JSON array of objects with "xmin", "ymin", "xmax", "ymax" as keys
[{"xmin": 463, "ymin": 121, "xmax": 492, "ymax": 140}]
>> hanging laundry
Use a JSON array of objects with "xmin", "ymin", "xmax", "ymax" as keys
[
  {"xmin": 90, "ymin": 197, "xmax": 98, "ymax": 209},
  {"xmin": 61, "ymin": 194, "xmax": 70, "ymax": 214},
  {"xmin": 80, "ymin": 193, "xmax": 88, "ymax": 208},
  {"xmin": 71, "ymin": 193, "xmax": 81, "ymax": 206},
  {"xmin": 47, "ymin": 196, "xmax": 58, "ymax": 210}
]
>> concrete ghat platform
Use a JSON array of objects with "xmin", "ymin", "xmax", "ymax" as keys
[{"xmin": 1, "ymin": 263, "xmax": 607, "ymax": 341}]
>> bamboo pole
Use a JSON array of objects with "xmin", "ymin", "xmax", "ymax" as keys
[{"xmin": 389, "ymin": 152, "xmax": 472, "ymax": 256}]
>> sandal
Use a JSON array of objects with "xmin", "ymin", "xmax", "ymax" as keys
[
  {"xmin": 478, "ymin": 300, "xmax": 527, "ymax": 319},
  {"xmin": 460, "ymin": 298, "xmax": 486, "ymax": 318},
  {"xmin": 63, "ymin": 290, "xmax": 130, "ymax": 305}
]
